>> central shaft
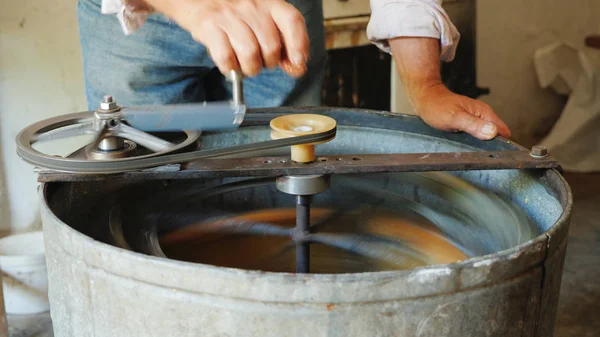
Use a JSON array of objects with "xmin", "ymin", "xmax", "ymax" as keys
[
  {"xmin": 275, "ymin": 174, "xmax": 330, "ymax": 274},
  {"xmin": 270, "ymin": 113, "xmax": 337, "ymax": 274},
  {"xmin": 295, "ymin": 195, "xmax": 311, "ymax": 273}
]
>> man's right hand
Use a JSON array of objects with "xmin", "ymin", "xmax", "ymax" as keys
[{"xmin": 145, "ymin": 0, "xmax": 310, "ymax": 77}]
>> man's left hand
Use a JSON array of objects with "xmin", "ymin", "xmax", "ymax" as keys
[
  {"xmin": 411, "ymin": 82, "xmax": 511, "ymax": 140},
  {"xmin": 389, "ymin": 37, "xmax": 511, "ymax": 141}
]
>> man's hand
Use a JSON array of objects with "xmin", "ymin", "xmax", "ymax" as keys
[
  {"xmin": 144, "ymin": 0, "xmax": 310, "ymax": 77},
  {"xmin": 390, "ymin": 37, "xmax": 511, "ymax": 140},
  {"xmin": 412, "ymin": 82, "xmax": 511, "ymax": 140}
]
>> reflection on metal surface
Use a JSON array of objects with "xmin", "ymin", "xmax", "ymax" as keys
[
  {"xmin": 159, "ymin": 207, "xmax": 468, "ymax": 273},
  {"xmin": 102, "ymin": 171, "xmax": 538, "ymax": 274}
]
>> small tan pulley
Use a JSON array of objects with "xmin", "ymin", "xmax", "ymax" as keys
[{"xmin": 270, "ymin": 114, "xmax": 337, "ymax": 163}]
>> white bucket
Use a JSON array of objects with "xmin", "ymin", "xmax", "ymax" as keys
[{"xmin": 0, "ymin": 231, "xmax": 49, "ymax": 314}]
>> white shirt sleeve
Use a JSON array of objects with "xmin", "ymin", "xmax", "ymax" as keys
[{"xmin": 366, "ymin": 0, "xmax": 460, "ymax": 62}]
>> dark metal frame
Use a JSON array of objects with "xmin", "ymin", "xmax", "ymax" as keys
[{"xmin": 37, "ymin": 151, "xmax": 558, "ymax": 182}]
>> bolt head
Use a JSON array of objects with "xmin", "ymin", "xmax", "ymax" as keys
[
  {"xmin": 99, "ymin": 95, "xmax": 117, "ymax": 111},
  {"xmin": 531, "ymin": 145, "xmax": 548, "ymax": 157},
  {"xmin": 100, "ymin": 101, "xmax": 117, "ymax": 110}
]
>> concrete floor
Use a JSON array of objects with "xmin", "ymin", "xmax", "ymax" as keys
[{"xmin": 6, "ymin": 173, "xmax": 600, "ymax": 337}]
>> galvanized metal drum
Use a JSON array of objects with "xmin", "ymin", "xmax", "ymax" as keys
[{"xmin": 40, "ymin": 108, "xmax": 571, "ymax": 337}]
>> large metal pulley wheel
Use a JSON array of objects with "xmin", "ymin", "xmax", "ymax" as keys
[
  {"xmin": 16, "ymin": 71, "xmax": 252, "ymax": 174},
  {"xmin": 16, "ymin": 101, "xmax": 202, "ymax": 167}
]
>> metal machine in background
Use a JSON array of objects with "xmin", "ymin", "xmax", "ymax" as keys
[{"xmin": 14, "ymin": 71, "xmax": 572, "ymax": 337}]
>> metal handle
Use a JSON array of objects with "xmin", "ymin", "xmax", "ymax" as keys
[
  {"xmin": 116, "ymin": 70, "xmax": 246, "ymax": 132},
  {"xmin": 228, "ymin": 70, "xmax": 244, "ymax": 106},
  {"xmin": 120, "ymin": 101, "xmax": 246, "ymax": 132}
]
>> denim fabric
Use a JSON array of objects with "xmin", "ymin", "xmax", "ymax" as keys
[{"xmin": 76, "ymin": 0, "xmax": 326, "ymax": 110}]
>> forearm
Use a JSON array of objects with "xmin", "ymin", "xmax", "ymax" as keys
[
  {"xmin": 389, "ymin": 37, "xmax": 444, "ymax": 108},
  {"xmin": 386, "ymin": 37, "xmax": 511, "ymax": 140}
]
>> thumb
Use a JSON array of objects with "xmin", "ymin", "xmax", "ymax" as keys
[
  {"xmin": 453, "ymin": 111, "xmax": 499, "ymax": 140},
  {"xmin": 468, "ymin": 100, "xmax": 512, "ymax": 138}
]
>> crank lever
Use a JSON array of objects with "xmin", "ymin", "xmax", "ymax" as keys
[{"xmin": 118, "ymin": 70, "xmax": 246, "ymax": 132}]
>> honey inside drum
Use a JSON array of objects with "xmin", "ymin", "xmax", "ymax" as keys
[{"xmin": 160, "ymin": 207, "xmax": 468, "ymax": 274}]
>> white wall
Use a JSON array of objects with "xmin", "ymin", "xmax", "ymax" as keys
[
  {"xmin": 0, "ymin": 144, "xmax": 8, "ymax": 233},
  {"xmin": 476, "ymin": 0, "xmax": 600, "ymax": 146},
  {"xmin": 0, "ymin": 0, "xmax": 87, "ymax": 231},
  {"xmin": 0, "ymin": 0, "xmax": 598, "ymax": 231}
]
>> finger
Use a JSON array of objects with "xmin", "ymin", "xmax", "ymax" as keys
[
  {"xmin": 239, "ymin": 5, "xmax": 282, "ymax": 69},
  {"xmin": 279, "ymin": 55, "xmax": 307, "ymax": 77},
  {"xmin": 269, "ymin": 2, "xmax": 309, "ymax": 77},
  {"xmin": 469, "ymin": 101, "xmax": 512, "ymax": 138},
  {"xmin": 452, "ymin": 111, "xmax": 500, "ymax": 140},
  {"xmin": 221, "ymin": 16, "xmax": 263, "ymax": 77},
  {"xmin": 194, "ymin": 27, "xmax": 240, "ymax": 75}
]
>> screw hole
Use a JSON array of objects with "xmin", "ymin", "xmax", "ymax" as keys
[
  {"xmin": 278, "ymin": 160, "xmax": 286, "ymax": 164},
  {"xmin": 318, "ymin": 158, "xmax": 328, "ymax": 162},
  {"xmin": 488, "ymin": 154, "xmax": 497, "ymax": 158},
  {"xmin": 335, "ymin": 158, "xmax": 343, "ymax": 161},
  {"xmin": 263, "ymin": 160, "xmax": 272, "ymax": 164},
  {"xmin": 352, "ymin": 157, "xmax": 362, "ymax": 161},
  {"xmin": 108, "ymin": 119, "xmax": 118, "ymax": 127}
]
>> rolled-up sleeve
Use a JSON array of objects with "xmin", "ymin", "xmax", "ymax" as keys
[{"xmin": 366, "ymin": 0, "xmax": 460, "ymax": 62}]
